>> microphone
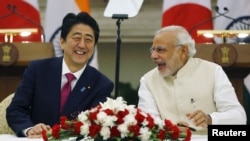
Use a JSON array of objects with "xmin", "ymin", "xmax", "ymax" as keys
[
  {"xmin": 215, "ymin": 6, "xmax": 250, "ymax": 27},
  {"xmin": 0, "ymin": 4, "xmax": 14, "ymax": 19},
  {"xmin": 6, "ymin": 4, "xmax": 46, "ymax": 42},
  {"xmin": 188, "ymin": 6, "xmax": 230, "ymax": 34}
]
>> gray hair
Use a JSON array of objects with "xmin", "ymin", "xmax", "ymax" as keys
[{"xmin": 155, "ymin": 25, "xmax": 196, "ymax": 57}]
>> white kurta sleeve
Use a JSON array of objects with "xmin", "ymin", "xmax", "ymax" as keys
[
  {"xmin": 138, "ymin": 76, "xmax": 160, "ymax": 117},
  {"xmin": 211, "ymin": 66, "xmax": 247, "ymax": 124}
]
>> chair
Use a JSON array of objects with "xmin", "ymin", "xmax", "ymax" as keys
[{"xmin": 0, "ymin": 93, "xmax": 15, "ymax": 134}]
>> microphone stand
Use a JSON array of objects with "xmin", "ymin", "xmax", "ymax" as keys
[
  {"xmin": 216, "ymin": 7, "xmax": 250, "ymax": 27},
  {"xmin": 188, "ymin": 6, "xmax": 229, "ymax": 34},
  {"xmin": 215, "ymin": 6, "xmax": 250, "ymax": 43},
  {"xmin": 112, "ymin": 14, "xmax": 128, "ymax": 98}
]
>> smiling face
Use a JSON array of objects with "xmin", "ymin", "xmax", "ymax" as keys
[
  {"xmin": 150, "ymin": 31, "xmax": 188, "ymax": 77},
  {"xmin": 60, "ymin": 23, "xmax": 95, "ymax": 72}
]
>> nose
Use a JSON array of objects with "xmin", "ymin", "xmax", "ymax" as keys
[
  {"xmin": 78, "ymin": 38, "xmax": 85, "ymax": 47},
  {"xmin": 150, "ymin": 51, "xmax": 158, "ymax": 59}
]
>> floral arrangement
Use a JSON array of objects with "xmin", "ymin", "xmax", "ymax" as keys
[{"xmin": 42, "ymin": 97, "xmax": 191, "ymax": 141}]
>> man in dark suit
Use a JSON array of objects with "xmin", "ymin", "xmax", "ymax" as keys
[{"xmin": 6, "ymin": 12, "xmax": 114, "ymax": 138}]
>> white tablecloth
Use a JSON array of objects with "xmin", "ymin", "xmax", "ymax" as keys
[
  {"xmin": 0, "ymin": 134, "xmax": 42, "ymax": 141},
  {"xmin": 0, "ymin": 134, "xmax": 208, "ymax": 141}
]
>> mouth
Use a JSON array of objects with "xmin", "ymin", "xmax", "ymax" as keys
[
  {"xmin": 154, "ymin": 60, "xmax": 166, "ymax": 70},
  {"xmin": 157, "ymin": 63, "xmax": 166, "ymax": 70},
  {"xmin": 75, "ymin": 50, "xmax": 87, "ymax": 55}
]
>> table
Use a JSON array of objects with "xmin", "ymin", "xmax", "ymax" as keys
[
  {"xmin": 0, "ymin": 134, "xmax": 208, "ymax": 141},
  {"xmin": 0, "ymin": 134, "xmax": 41, "ymax": 141}
]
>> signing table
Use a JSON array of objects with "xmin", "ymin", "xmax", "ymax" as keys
[
  {"xmin": 0, "ymin": 134, "xmax": 208, "ymax": 141},
  {"xmin": 0, "ymin": 134, "xmax": 41, "ymax": 141}
]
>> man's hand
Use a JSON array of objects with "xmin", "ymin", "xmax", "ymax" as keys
[
  {"xmin": 27, "ymin": 123, "xmax": 51, "ymax": 138},
  {"xmin": 186, "ymin": 110, "xmax": 212, "ymax": 128}
]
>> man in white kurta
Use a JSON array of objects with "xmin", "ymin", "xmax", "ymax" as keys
[{"xmin": 138, "ymin": 25, "xmax": 246, "ymax": 135}]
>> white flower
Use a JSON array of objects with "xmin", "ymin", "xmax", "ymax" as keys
[
  {"xmin": 96, "ymin": 111, "xmax": 107, "ymax": 124},
  {"xmin": 97, "ymin": 111, "xmax": 117, "ymax": 127},
  {"xmin": 78, "ymin": 111, "xmax": 89, "ymax": 122},
  {"xmin": 80, "ymin": 123, "xmax": 90, "ymax": 136},
  {"xmin": 126, "ymin": 105, "xmax": 137, "ymax": 113},
  {"xmin": 139, "ymin": 127, "xmax": 152, "ymax": 141},
  {"xmin": 117, "ymin": 123, "xmax": 129, "ymax": 138},
  {"xmin": 100, "ymin": 126, "xmax": 111, "ymax": 140},
  {"xmin": 101, "ymin": 97, "xmax": 128, "ymax": 114},
  {"xmin": 44, "ymin": 96, "xmax": 191, "ymax": 141},
  {"xmin": 123, "ymin": 113, "xmax": 137, "ymax": 125},
  {"xmin": 154, "ymin": 116, "xmax": 165, "ymax": 129}
]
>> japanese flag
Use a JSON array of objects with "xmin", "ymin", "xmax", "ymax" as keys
[
  {"xmin": 0, "ymin": 0, "xmax": 42, "ymax": 42},
  {"xmin": 162, "ymin": 0, "xmax": 214, "ymax": 43}
]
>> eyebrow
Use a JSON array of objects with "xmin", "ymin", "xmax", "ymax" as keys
[
  {"xmin": 72, "ymin": 32, "xmax": 94, "ymax": 39},
  {"xmin": 151, "ymin": 45, "xmax": 165, "ymax": 48}
]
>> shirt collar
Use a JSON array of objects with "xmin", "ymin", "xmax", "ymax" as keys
[
  {"xmin": 175, "ymin": 57, "xmax": 194, "ymax": 78},
  {"xmin": 62, "ymin": 59, "xmax": 86, "ymax": 80}
]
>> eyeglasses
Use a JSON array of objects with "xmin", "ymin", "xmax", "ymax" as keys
[
  {"xmin": 149, "ymin": 46, "xmax": 166, "ymax": 54},
  {"xmin": 150, "ymin": 44, "xmax": 183, "ymax": 54}
]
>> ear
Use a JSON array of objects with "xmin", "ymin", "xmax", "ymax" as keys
[
  {"xmin": 180, "ymin": 45, "xmax": 189, "ymax": 58},
  {"xmin": 59, "ymin": 38, "xmax": 65, "ymax": 50}
]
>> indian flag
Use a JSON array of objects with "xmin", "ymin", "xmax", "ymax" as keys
[
  {"xmin": 214, "ymin": 0, "xmax": 250, "ymax": 43},
  {"xmin": 44, "ymin": 0, "xmax": 90, "ymax": 43}
]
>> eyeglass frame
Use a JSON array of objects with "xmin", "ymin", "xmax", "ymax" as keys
[{"xmin": 149, "ymin": 44, "xmax": 183, "ymax": 54}]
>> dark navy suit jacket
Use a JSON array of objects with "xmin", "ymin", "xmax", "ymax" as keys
[{"xmin": 6, "ymin": 57, "xmax": 114, "ymax": 137}]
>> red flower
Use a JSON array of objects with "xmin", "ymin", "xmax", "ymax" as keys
[
  {"xmin": 41, "ymin": 130, "xmax": 48, "ymax": 141},
  {"xmin": 171, "ymin": 125, "xmax": 180, "ymax": 140},
  {"xmin": 116, "ymin": 109, "xmax": 129, "ymax": 124},
  {"xmin": 164, "ymin": 119, "xmax": 174, "ymax": 131},
  {"xmin": 42, "ymin": 97, "xmax": 192, "ymax": 141},
  {"xmin": 157, "ymin": 129, "xmax": 166, "ymax": 140},
  {"xmin": 60, "ymin": 116, "xmax": 69, "ymax": 130},
  {"xmin": 103, "ymin": 108, "xmax": 114, "ymax": 115},
  {"xmin": 184, "ymin": 129, "xmax": 192, "ymax": 141},
  {"xmin": 116, "ymin": 115, "xmax": 125, "ymax": 124},
  {"xmin": 128, "ymin": 124, "xmax": 140, "ymax": 137},
  {"xmin": 89, "ymin": 110, "xmax": 99, "ymax": 121},
  {"xmin": 135, "ymin": 110, "xmax": 145, "ymax": 123},
  {"xmin": 145, "ymin": 114, "xmax": 155, "ymax": 129},
  {"xmin": 89, "ymin": 124, "xmax": 101, "ymax": 137},
  {"xmin": 74, "ymin": 121, "xmax": 83, "ymax": 134},
  {"xmin": 51, "ymin": 124, "xmax": 60, "ymax": 139},
  {"xmin": 110, "ymin": 126, "xmax": 121, "ymax": 138}
]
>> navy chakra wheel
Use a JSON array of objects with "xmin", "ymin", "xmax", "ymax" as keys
[{"xmin": 226, "ymin": 16, "xmax": 250, "ymax": 43}]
